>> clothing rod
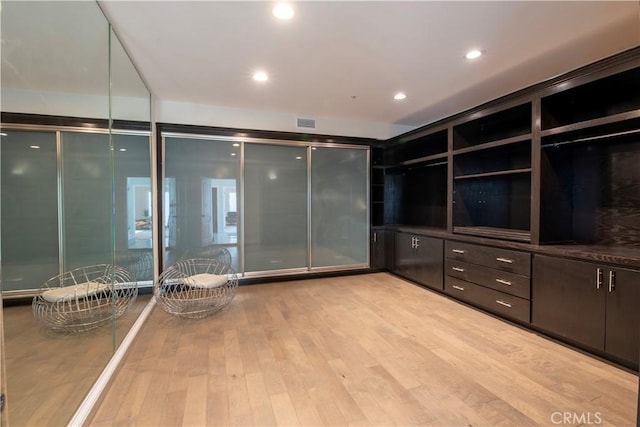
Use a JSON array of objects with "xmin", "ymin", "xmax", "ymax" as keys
[{"xmin": 542, "ymin": 128, "xmax": 640, "ymax": 148}]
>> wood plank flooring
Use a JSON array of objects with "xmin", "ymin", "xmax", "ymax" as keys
[
  {"xmin": 3, "ymin": 294, "xmax": 151, "ymax": 427},
  {"xmin": 89, "ymin": 273, "xmax": 638, "ymax": 426}
]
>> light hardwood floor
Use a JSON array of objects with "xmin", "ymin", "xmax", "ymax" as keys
[
  {"xmin": 90, "ymin": 273, "xmax": 637, "ymax": 426},
  {"xmin": 3, "ymin": 294, "xmax": 151, "ymax": 427}
]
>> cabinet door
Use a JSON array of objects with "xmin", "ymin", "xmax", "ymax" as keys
[
  {"xmin": 370, "ymin": 229, "xmax": 386, "ymax": 269},
  {"xmin": 532, "ymin": 255, "xmax": 605, "ymax": 351},
  {"xmin": 394, "ymin": 233, "xmax": 443, "ymax": 290},
  {"xmin": 414, "ymin": 236, "xmax": 444, "ymax": 290},
  {"xmin": 605, "ymin": 267, "xmax": 640, "ymax": 364},
  {"xmin": 394, "ymin": 232, "xmax": 418, "ymax": 279}
]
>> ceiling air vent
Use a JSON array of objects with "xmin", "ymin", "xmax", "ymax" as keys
[{"xmin": 296, "ymin": 117, "xmax": 316, "ymax": 129}]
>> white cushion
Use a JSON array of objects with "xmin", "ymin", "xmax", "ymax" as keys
[
  {"xmin": 187, "ymin": 273, "xmax": 228, "ymax": 289},
  {"xmin": 41, "ymin": 281, "xmax": 110, "ymax": 303}
]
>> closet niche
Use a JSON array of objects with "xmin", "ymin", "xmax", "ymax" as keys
[{"xmin": 0, "ymin": 2, "xmax": 151, "ymax": 425}]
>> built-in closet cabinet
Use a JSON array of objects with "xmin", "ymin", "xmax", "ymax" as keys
[
  {"xmin": 393, "ymin": 231, "xmax": 443, "ymax": 291},
  {"xmin": 532, "ymin": 255, "xmax": 639, "ymax": 366},
  {"xmin": 452, "ymin": 102, "xmax": 533, "ymax": 242},
  {"xmin": 379, "ymin": 47, "xmax": 640, "ymax": 370}
]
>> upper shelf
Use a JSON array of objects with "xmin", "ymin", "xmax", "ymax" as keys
[
  {"xmin": 541, "ymin": 66, "xmax": 640, "ymax": 131},
  {"xmin": 385, "ymin": 129, "xmax": 447, "ymax": 166},
  {"xmin": 453, "ymin": 103, "xmax": 531, "ymax": 150}
]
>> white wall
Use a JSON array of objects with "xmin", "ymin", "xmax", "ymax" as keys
[
  {"xmin": 1, "ymin": 88, "xmax": 150, "ymax": 122},
  {"xmin": 156, "ymin": 99, "xmax": 415, "ymax": 140}
]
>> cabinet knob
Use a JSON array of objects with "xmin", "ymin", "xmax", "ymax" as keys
[
  {"xmin": 496, "ymin": 300, "xmax": 512, "ymax": 308},
  {"xmin": 452, "ymin": 249, "xmax": 465, "ymax": 254},
  {"xmin": 452, "ymin": 285, "xmax": 465, "ymax": 291},
  {"xmin": 496, "ymin": 257, "xmax": 514, "ymax": 264},
  {"xmin": 452, "ymin": 267, "xmax": 465, "ymax": 272},
  {"xmin": 495, "ymin": 278, "xmax": 512, "ymax": 286}
]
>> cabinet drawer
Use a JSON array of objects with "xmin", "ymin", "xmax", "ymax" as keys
[
  {"xmin": 445, "ymin": 241, "xmax": 531, "ymax": 276},
  {"xmin": 445, "ymin": 276, "xmax": 531, "ymax": 323},
  {"xmin": 446, "ymin": 259, "xmax": 530, "ymax": 299}
]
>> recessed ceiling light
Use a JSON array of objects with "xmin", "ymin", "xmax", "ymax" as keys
[
  {"xmin": 253, "ymin": 71, "xmax": 268, "ymax": 82},
  {"xmin": 296, "ymin": 156, "xmax": 303, "ymax": 160},
  {"xmin": 231, "ymin": 153, "xmax": 237, "ymax": 156},
  {"xmin": 0, "ymin": 132, "xmax": 8, "ymax": 137},
  {"xmin": 272, "ymin": 3, "xmax": 294, "ymax": 20},
  {"xmin": 311, "ymin": 147, "xmax": 317, "ymax": 150},
  {"xmin": 394, "ymin": 92, "xmax": 407, "ymax": 101},
  {"xmin": 119, "ymin": 148, "xmax": 127, "ymax": 152},
  {"xmin": 232, "ymin": 143, "xmax": 240, "ymax": 147},
  {"xmin": 30, "ymin": 145, "xmax": 40, "ymax": 149},
  {"xmin": 465, "ymin": 49, "xmax": 484, "ymax": 60}
]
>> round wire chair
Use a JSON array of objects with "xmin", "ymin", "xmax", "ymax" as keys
[
  {"xmin": 180, "ymin": 246, "xmax": 232, "ymax": 265},
  {"xmin": 32, "ymin": 264, "xmax": 138, "ymax": 334},
  {"xmin": 154, "ymin": 258, "xmax": 238, "ymax": 319},
  {"xmin": 115, "ymin": 249, "xmax": 154, "ymax": 282}
]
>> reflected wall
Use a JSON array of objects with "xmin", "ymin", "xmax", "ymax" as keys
[{"xmin": 1, "ymin": 1, "xmax": 152, "ymax": 425}]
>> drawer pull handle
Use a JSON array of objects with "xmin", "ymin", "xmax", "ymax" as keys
[
  {"xmin": 452, "ymin": 249, "xmax": 465, "ymax": 254},
  {"xmin": 496, "ymin": 257, "xmax": 514, "ymax": 264},
  {"xmin": 495, "ymin": 278, "xmax": 512, "ymax": 286},
  {"xmin": 452, "ymin": 285, "xmax": 465, "ymax": 291},
  {"xmin": 452, "ymin": 267, "xmax": 465, "ymax": 272},
  {"xmin": 608, "ymin": 270, "xmax": 615, "ymax": 293},
  {"xmin": 496, "ymin": 300, "xmax": 512, "ymax": 308},
  {"xmin": 596, "ymin": 268, "xmax": 603, "ymax": 289}
]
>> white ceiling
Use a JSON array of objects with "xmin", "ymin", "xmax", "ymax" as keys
[
  {"xmin": 2, "ymin": 1, "xmax": 638, "ymax": 134},
  {"xmin": 98, "ymin": 1, "xmax": 639, "ymax": 131}
]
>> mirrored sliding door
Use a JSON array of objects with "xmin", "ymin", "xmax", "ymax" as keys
[
  {"xmin": 163, "ymin": 136, "xmax": 241, "ymax": 271},
  {"xmin": 311, "ymin": 147, "xmax": 368, "ymax": 268},
  {"xmin": 244, "ymin": 143, "xmax": 308, "ymax": 273},
  {"xmin": 0, "ymin": 130, "xmax": 59, "ymax": 293}
]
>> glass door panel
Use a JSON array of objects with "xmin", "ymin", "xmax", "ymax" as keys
[
  {"xmin": 164, "ymin": 136, "xmax": 240, "ymax": 271},
  {"xmin": 60, "ymin": 132, "xmax": 112, "ymax": 270},
  {"xmin": 0, "ymin": 130, "xmax": 59, "ymax": 293},
  {"xmin": 244, "ymin": 143, "xmax": 308, "ymax": 273},
  {"xmin": 114, "ymin": 133, "xmax": 153, "ymax": 283},
  {"xmin": 311, "ymin": 147, "xmax": 368, "ymax": 268}
]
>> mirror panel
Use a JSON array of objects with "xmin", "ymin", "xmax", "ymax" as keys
[{"xmin": 1, "ymin": 1, "xmax": 152, "ymax": 425}]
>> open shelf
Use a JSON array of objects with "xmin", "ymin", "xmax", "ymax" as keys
[
  {"xmin": 385, "ymin": 160, "xmax": 447, "ymax": 229},
  {"xmin": 454, "ymin": 140, "xmax": 531, "ymax": 177},
  {"xmin": 540, "ymin": 129, "xmax": 640, "ymax": 246},
  {"xmin": 453, "ymin": 173, "xmax": 531, "ymax": 240},
  {"xmin": 542, "ymin": 67, "xmax": 640, "ymax": 131},
  {"xmin": 386, "ymin": 129, "xmax": 448, "ymax": 165},
  {"xmin": 453, "ymin": 103, "xmax": 531, "ymax": 150}
]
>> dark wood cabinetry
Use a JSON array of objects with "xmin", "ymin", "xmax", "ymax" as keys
[
  {"xmin": 444, "ymin": 241, "xmax": 531, "ymax": 323},
  {"xmin": 452, "ymin": 102, "xmax": 532, "ymax": 242},
  {"xmin": 380, "ymin": 48, "xmax": 640, "ymax": 370},
  {"xmin": 384, "ymin": 127, "xmax": 448, "ymax": 230},
  {"xmin": 370, "ymin": 228, "xmax": 386, "ymax": 269},
  {"xmin": 393, "ymin": 232, "xmax": 443, "ymax": 290},
  {"xmin": 532, "ymin": 255, "xmax": 639, "ymax": 367}
]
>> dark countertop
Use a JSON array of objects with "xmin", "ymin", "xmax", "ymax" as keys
[{"xmin": 378, "ymin": 225, "xmax": 640, "ymax": 268}]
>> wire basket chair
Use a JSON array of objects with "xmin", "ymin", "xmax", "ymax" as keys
[
  {"xmin": 179, "ymin": 246, "xmax": 233, "ymax": 265},
  {"xmin": 115, "ymin": 249, "xmax": 154, "ymax": 282},
  {"xmin": 154, "ymin": 258, "xmax": 238, "ymax": 319},
  {"xmin": 32, "ymin": 264, "xmax": 138, "ymax": 334}
]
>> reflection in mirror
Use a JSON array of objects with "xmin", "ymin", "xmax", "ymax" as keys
[
  {"xmin": 1, "ymin": 2, "xmax": 151, "ymax": 425},
  {"xmin": 163, "ymin": 136, "xmax": 241, "ymax": 271}
]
